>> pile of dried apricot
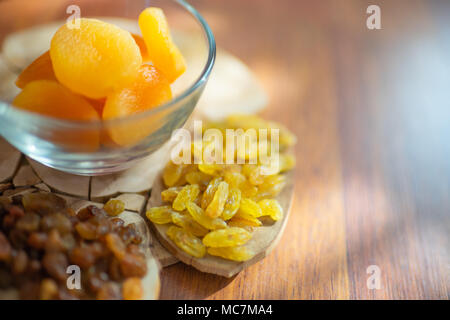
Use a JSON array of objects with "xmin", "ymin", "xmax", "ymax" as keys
[
  {"xmin": 146, "ymin": 114, "xmax": 296, "ymax": 261},
  {"xmin": 12, "ymin": 7, "xmax": 185, "ymax": 150}
]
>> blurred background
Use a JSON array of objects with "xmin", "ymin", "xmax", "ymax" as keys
[{"xmin": 0, "ymin": 0, "xmax": 449, "ymax": 299}]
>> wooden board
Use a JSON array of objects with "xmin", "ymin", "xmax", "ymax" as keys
[
  {"xmin": 147, "ymin": 171, "xmax": 295, "ymax": 278},
  {"xmin": 0, "ymin": 138, "xmax": 21, "ymax": 183}
]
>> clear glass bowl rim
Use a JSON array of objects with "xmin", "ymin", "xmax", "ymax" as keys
[{"xmin": 0, "ymin": 0, "xmax": 216, "ymax": 130}]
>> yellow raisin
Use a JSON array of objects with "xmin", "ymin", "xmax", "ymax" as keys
[
  {"xmin": 207, "ymin": 246, "xmax": 255, "ymax": 262},
  {"xmin": 172, "ymin": 184, "xmax": 200, "ymax": 211},
  {"xmin": 258, "ymin": 199, "xmax": 283, "ymax": 221},
  {"xmin": 254, "ymin": 174, "xmax": 286, "ymax": 201},
  {"xmin": 185, "ymin": 171, "xmax": 212, "ymax": 190},
  {"xmin": 227, "ymin": 218, "xmax": 255, "ymax": 232},
  {"xmin": 166, "ymin": 226, "xmax": 206, "ymax": 258},
  {"xmin": 103, "ymin": 199, "xmax": 125, "ymax": 217},
  {"xmin": 198, "ymin": 163, "xmax": 222, "ymax": 176},
  {"xmin": 279, "ymin": 153, "xmax": 296, "ymax": 173},
  {"xmin": 161, "ymin": 186, "xmax": 183, "ymax": 203},
  {"xmin": 162, "ymin": 161, "xmax": 185, "ymax": 187},
  {"xmin": 231, "ymin": 213, "xmax": 262, "ymax": 227},
  {"xmin": 146, "ymin": 206, "xmax": 173, "ymax": 224},
  {"xmin": 186, "ymin": 202, "xmax": 227, "ymax": 230},
  {"xmin": 224, "ymin": 171, "xmax": 246, "ymax": 189},
  {"xmin": 238, "ymin": 198, "xmax": 262, "ymax": 218},
  {"xmin": 171, "ymin": 211, "xmax": 208, "ymax": 237},
  {"xmin": 205, "ymin": 181, "xmax": 229, "ymax": 218},
  {"xmin": 222, "ymin": 188, "xmax": 241, "ymax": 220},
  {"xmin": 242, "ymin": 164, "xmax": 264, "ymax": 185},
  {"xmin": 202, "ymin": 227, "xmax": 251, "ymax": 248},
  {"xmin": 239, "ymin": 179, "xmax": 259, "ymax": 198},
  {"xmin": 201, "ymin": 177, "xmax": 222, "ymax": 209}
]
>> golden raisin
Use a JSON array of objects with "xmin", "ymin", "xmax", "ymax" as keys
[
  {"xmin": 238, "ymin": 198, "xmax": 262, "ymax": 218},
  {"xmin": 166, "ymin": 226, "xmax": 206, "ymax": 258},
  {"xmin": 258, "ymin": 199, "xmax": 283, "ymax": 221},
  {"xmin": 205, "ymin": 181, "xmax": 229, "ymax": 218},
  {"xmin": 222, "ymin": 188, "xmax": 241, "ymax": 221},
  {"xmin": 207, "ymin": 246, "xmax": 255, "ymax": 262},
  {"xmin": 202, "ymin": 227, "xmax": 251, "ymax": 248},
  {"xmin": 172, "ymin": 184, "xmax": 200, "ymax": 211},
  {"xmin": 104, "ymin": 199, "xmax": 125, "ymax": 217},
  {"xmin": 161, "ymin": 186, "xmax": 182, "ymax": 203},
  {"xmin": 201, "ymin": 177, "xmax": 222, "ymax": 209},
  {"xmin": 145, "ymin": 206, "xmax": 174, "ymax": 224},
  {"xmin": 171, "ymin": 211, "xmax": 209, "ymax": 237},
  {"xmin": 186, "ymin": 202, "xmax": 227, "ymax": 230}
]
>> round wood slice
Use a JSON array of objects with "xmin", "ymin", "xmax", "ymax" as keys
[{"xmin": 147, "ymin": 170, "xmax": 295, "ymax": 278}]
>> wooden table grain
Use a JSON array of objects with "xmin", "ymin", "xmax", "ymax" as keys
[
  {"xmin": 1, "ymin": 0, "xmax": 448, "ymax": 300},
  {"xmin": 159, "ymin": 0, "xmax": 449, "ymax": 300}
]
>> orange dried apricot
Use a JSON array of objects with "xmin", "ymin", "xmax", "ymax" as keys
[
  {"xmin": 138, "ymin": 7, "xmax": 186, "ymax": 83},
  {"xmin": 15, "ymin": 51, "xmax": 56, "ymax": 89},
  {"xmin": 102, "ymin": 64, "xmax": 172, "ymax": 146},
  {"xmin": 131, "ymin": 34, "xmax": 149, "ymax": 62},
  {"xmin": 12, "ymin": 80, "xmax": 100, "ymax": 151},
  {"xmin": 50, "ymin": 18, "xmax": 142, "ymax": 99}
]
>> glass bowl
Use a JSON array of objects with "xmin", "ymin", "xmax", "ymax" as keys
[{"xmin": 0, "ymin": 0, "xmax": 215, "ymax": 175}]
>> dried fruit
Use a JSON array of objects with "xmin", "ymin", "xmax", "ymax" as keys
[
  {"xmin": 172, "ymin": 184, "xmax": 200, "ymax": 211},
  {"xmin": 202, "ymin": 227, "xmax": 251, "ymax": 248},
  {"xmin": 205, "ymin": 181, "xmax": 229, "ymax": 218},
  {"xmin": 185, "ymin": 171, "xmax": 212, "ymax": 189},
  {"xmin": 258, "ymin": 199, "xmax": 283, "ymax": 221},
  {"xmin": 15, "ymin": 51, "xmax": 56, "ymax": 89},
  {"xmin": 138, "ymin": 7, "xmax": 186, "ymax": 82},
  {"xmin": 166, "ymin": 226, "xmax": 206, "ymax": 258},
  {"xmin": 171, "ymin": 211, "xmax": 209, "ymax": 237},
  {"xmin": 238, "ymin": 198, "xmax": 262, "ymax": 218},
  {"xmin": 50, "ymin": 18, "xmax": 142, "ymax": 99},
  {"xmin": 163, "ymin": 162, "xmax": 185, "ymax": 187},
  {"xmin": 161, "ymin": 186, "xmax": 182, "ymax": 203},
  {"xmin": 186, "ymin": 202, "xmax": 227, "ymax": 230},
  {"xmin": 122, "ymin": 277, "xmax": 143, "ymax": 300},
  {"xmin": 102, "ymin": 64, "xmax": 172, "ymax": 146},
  {"xmin": 222, "ymin": 188, "xmax": 241, "ymax": 220},
  {"xmin": 207, "ymin": 246, "xmax": 255, "ymax": 262},
  {"xmin": 103, "ymin": 199, "xmax": 125, "ymax": 217},
  {"xmin": 146, "ymin": 206, "xmax": 174, "ymax": 224},
  {"xmin": 201, "ymin": 177, "xmax": 222, "ymax": 209}
]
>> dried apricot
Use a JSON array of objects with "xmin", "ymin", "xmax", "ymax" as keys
[
  {"xmin": 15, "ymin": 51, "xmax": 56, "ymax": 89},
  {"xmin": 12, "ymin": 80, "xmax": 100, "ymax": 151},
  {"xmin": 50, "ymin": 18, "xmax": 142, "ymax": 99},
  {"xmin": 202, "ymin": 227, "xmax": 251, "ymax": 248},
  {"xmin": 166, "ymin": 226, "xmax": 206, "ymax": 258},
  {"xmin": 102, "ymin": 64, "xmax": 172, "ymax": 146},
  {"xmin": 138, "ymin": 7, "xmax": 186, "ymax": 82},
  {"xmin": 207, "ymin": 246, "xmax": 255, "ymax": 262}
]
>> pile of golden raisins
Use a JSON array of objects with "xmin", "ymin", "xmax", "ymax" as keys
[{"xmin": 146, "ymin": 115, "xmax": 296, "ymax": 262}]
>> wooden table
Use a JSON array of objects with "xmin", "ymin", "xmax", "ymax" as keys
[
  {"xmin": 159, "ymin": 0, "xmax": 449, "ymax": 299},
  {"xmin": 1, "ymin": 0, "xmax": 448, "ymax": 299}
]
